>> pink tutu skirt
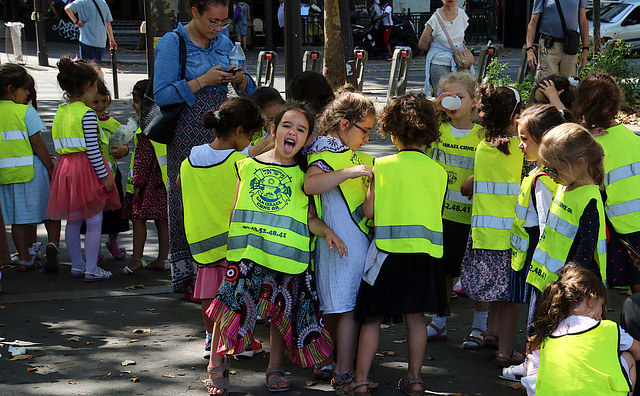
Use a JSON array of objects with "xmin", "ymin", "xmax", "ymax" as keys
[{"xmin": 46, "ymin": 152, "xmax": 121, "ymax": 221}]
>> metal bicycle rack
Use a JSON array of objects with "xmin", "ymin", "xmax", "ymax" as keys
[
  {"xmin": 387, "ymin": 46, "xmax": 412, "ymax": 101},
  {"xmin": 256, "ymin": 51, "xmax": 278, "ymax": 88},
  {"xmin": 302, "ymin": 50, "xmax": 323, "ymax": 73},
  {"xmin": 475, "ymin": 44, "xmax": 498, "ymax": 83},
  {"xmin": 353, "ymin": 49, "xmax": 368, "ymax": 91}
]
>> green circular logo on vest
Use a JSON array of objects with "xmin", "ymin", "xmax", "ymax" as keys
[{"xmin": 249, "ymin": 167, "xmax": 293, "ymax": 211}]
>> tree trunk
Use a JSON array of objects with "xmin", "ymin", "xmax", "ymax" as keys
[
  {"xmin": 323, "ymin": 0, "xmax": 346, "ymax": 89},
  {"xmin": 593, "ymin": 0, "xmax": 601, "ymax": 54},
  {"xmin": 151, "ymin": 0, "xmax": 178, "ymax": 37}
]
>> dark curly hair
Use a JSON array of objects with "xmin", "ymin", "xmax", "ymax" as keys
[
  {"xmin": 476, "ymin": 83, "xmax": 521, "ymax": 155},
  {"xmin": 288, "ymin": 71, "xmax": 335, "ymax": 116},
  {"xmin": 202, "ymin": 97, "xmax": 264, "ymax": 139},
  {"xmin": 132, "ymin": 79, "xmax": 149, "ymax": 101},
  {"xmin": 573, "ymin": 72, "xmax": 620, "ymax": 130},
  {"xmin": 379, "ymin": 92, "xmax": 440, "ymax": 149},
  {"xmin": 518, "ymin": 104, "xmax": 566, "ymax": 144},
  {"xmin": 190, "ymin": 0, "xmax": 229, "ymax": 14},
  {"xmin": 56, "ymin": 55, "xmax": 100, "ymax": 100}
]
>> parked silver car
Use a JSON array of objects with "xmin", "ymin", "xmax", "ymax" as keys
[{"xmin": 588, "ymin": 1, "xmax": 640, "ymax": 49}]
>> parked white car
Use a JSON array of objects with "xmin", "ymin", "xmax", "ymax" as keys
[{"xmin": 588, "ymin": 1, "xmax": 640, "ymax": 49}]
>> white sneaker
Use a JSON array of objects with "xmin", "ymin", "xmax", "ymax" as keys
[
  {"xmin": 234, "ymin": 339, "xmax": 263, "ymax": 359},
  {"xmin": 203, "ymin": 336, "xmax": 212, "ymax": 359}
]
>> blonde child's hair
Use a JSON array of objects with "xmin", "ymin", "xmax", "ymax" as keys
[
  {"xmin": 528, "ymin": 264, "xmax": 607, "ymax": 353},
  {"xmin": 437, "ymin": 72, "xmax": 477, "ymax": 124},
  {"xmin": 315, "ymin": 91, "xmax": 376, "ymax": 136},
  {"xmin": 538, "ymin": 123, "xmax": 605, "ymax": 185}
]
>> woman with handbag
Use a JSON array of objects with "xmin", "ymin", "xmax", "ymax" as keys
[
  {"xmin": 153, "ymin": 0, "xmax": 257, "ymax": 294},
  {"xmin": 418, "ymin": 0, "xmax": 474, "ymax": 97}
]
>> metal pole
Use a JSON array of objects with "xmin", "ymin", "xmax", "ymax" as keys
[
  {"xmin": 264, "ymin": 0, "xmax": 275, "ymax": 51},
  {"xmin": 34, "ymin": 0, "xmax": 49, "ymax": 66},
  {"xmin": 144, "ymin": 0, "xmax": 155, "ymax": 77},
  {"xmin": 284, "ymin": 0, "xmax": 302, "ymax": 96},
  {"xmin": 111, "ymin": 49, "xmax": 119, "ymax": 99}
]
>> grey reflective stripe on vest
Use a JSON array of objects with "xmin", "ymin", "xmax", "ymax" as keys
[
  {"xmin": 510, "ymin": 232, "xmax": 528, "ymax": 252},
  {"xmin": 128, "ymin": 168, "xmax": 134, "ymax": 178},
  {"xmin": 514, "ymin": 201, "xmax": 527, "ymax": 220},
  {"xmin": 228, "ymin": 233, "xmax": 310, "ymax": 263},
  {"xmin": 376, "ymin": 225, "xmax": 444, "ymax": 246},
  {"xmin": 157, "ymin": 155, "xmax": 167, "ymax": 167},
  {"xmin": 0, "ymin": 156, "xmax": 33, "ymax": 169},
  {"xmin": 54, "ymin": 137, "xmax": 86, "ymax": 150},
  {"xmin": 533, "ymin": 249, "xmax": 565, "ymax": 274},
  {"xmin": 606, "ymin": 161, "xmax": 640, "ymax": 186},
  {"xmin": 606, "ymin": 198, "xmax": 640, "ymax": 218},
  {"xmin": 474, "ymin": 181, "xmax": 520, "ymax": 195},
  {"xmin": 0, "ymin": 130, "xmax": 28, "ymax": 141},
  {"xmin": 232, "ymin": 209, "xmax": 309, "ymax": 238},
  {"xmin": 189, "ymin": 232, "xmax": 228, "ymax": 255},
  {"xmin": 471, "ymin": 215, "xmax": 513, "ymax": 230},
  {"xmin": 446, "ymin": 189, "xmax": 472, "ymax": 205},
  {"xmin": 431, "ymin": 148, "xmax": 474, "ymax": 170},
  {"xmin": 598, "ymin": 239, "xmax": 608, "ymax": 255},
  {"xmin": 546, "ymin": 212, "xmax": 579, "ymax": 239}
]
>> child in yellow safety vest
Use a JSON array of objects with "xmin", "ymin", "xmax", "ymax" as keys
[
  {"xmin": 86, "ymin": 79, "xmax": 130, "ymax": 263},
  {"xmin": 177, "ymin": 98, "xmax": 264, "ymax": 361},
  {"xmin": 204, "ymin": 105, "xmax": 345, "ymax": 395},
  {"xmin": 522, "ymin": 265, "xmax": 640, "ymax": 395},
  {"xmin": 574, "ymin": 73, "xmax": 640, "ymax": 293},
  {"xmin": 427, "ymin": 71, "xmax": 483, "ymax": 341},
  {"xmin": 47, "ymin": 56, "xmax": 121, "ymax": 281},
  {"xmin": 303, "ymin": 89, "xmax": 376, "ymax": 392},
  {"xmin": 120, "ymin": 79, "xmax": 169, "ymax": 274},
  {"xmin": 0, "ymin": 63, "xmax": 60, "ymax": 272},
  {"xmin": 352, "ymin": 93, "xmax": 448, "ymax": 396}
]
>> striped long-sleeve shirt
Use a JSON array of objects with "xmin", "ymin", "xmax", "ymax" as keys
[{"xmin": 82, "ymin": 111, "xmax": 109, "ymax": 180}]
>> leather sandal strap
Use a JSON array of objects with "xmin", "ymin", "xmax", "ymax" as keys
[{"xmin": 266, "ymin": 367, "xmax": 285, "ymax": 376}]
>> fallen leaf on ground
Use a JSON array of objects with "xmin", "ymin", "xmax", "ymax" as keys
[
  {"xmin": 129, "ymin": 339, "xmax": 140, "ymax": 343},
  {"xmin": 119, "ymin": 370, "xmax": 131, "ymax": 376},
  {"xmin": 130, "ymin": 376, "xmax": 140, "ymax": 383},
  {"xmin": 0, "ymin": 306, "xmax": 6, "ymax": 309},
  {"xmin": 121, "ymin": 360, "xmax": 136, "ymax": 366},
  {"xmin": 230, "ymin": 370, "xmax": 237, "ymax": 375},
  {"xmin": 85, "ymin": 342, "xmax": 95, "ymax": 345},
  {"xmin": 382, "ymin": 351, "xmax": 396, "ymax": 356},
  {"xmin": 506, "ymin": 383, "xmax": 522, "ymax": 390},
  {"xmin": 132, "ymin": 328, "xmax": 151, "ymax": 334},
  {"xmin": 146, "ymin": 308, "xmax": 156, "ymax": 311},
  {"xmin": 107, "ymin": 372, "xmax": 111, "ymax": 377},
  {"xmin": 162, "ymin": 374, "xmax": 175, "ymax": 378},
  {"xmin": 393, "ymin": 339, "xmax": 407, "ymax": 344},
  {"xmin": 427, "ymin": 357, "xmax": 436, "ymax": 360},
  {"xmin": 306, "ymin": 380, "xmax": 317, "ymax": 386},
  {"xmin": 1, "ymin": 265, "xmax": 16, "ymax": 269},
  {"xmin": 67, "ymin": 336, "xmax": 81, "ymax": 342},
  {"xmin": 125, "ymin": 285, "xmax": 145, "ymax": 290},
  {"xmin": 9, "ymin": 355, "xmax": 33, "ymax": 361},
  {"xmin": 68, "ymin": 381, "xmax": 77, "ymax": 384},
  {"xmin": 0, "ymin": 324, "xmax": 5, "ymax": 327},
  {"xmin": 26, "ymin": 367, "xmax": 37, "ymax": 372}
]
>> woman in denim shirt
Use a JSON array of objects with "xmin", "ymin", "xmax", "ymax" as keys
[{"xmin": 154, "ymin": 0, "xmax": 257, "ymax": 295}]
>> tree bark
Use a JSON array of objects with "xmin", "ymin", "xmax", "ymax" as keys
[
  {"xmin": 593, "ymin": 0, "xmax": 601, "ymax": 54},
  {"xmin": 323, "ymin": 0, "xmax": 346, "ymax": 89},
  {"xmin": 151, "ymin": 0, "xmax": 179, "ymax": 37}
]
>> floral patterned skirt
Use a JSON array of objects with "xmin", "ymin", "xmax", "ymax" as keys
[{"xmin": 206, "ymin": 259, "xmax": 333, "ymax": 368}]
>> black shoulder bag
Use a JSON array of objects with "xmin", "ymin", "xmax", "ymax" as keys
[
  {"xmin": 555, "ymin": 0, "xmax": 581, "ymax": 55},
  {"xmin": 140, "ymin": 32, "xmax": 187, "ymax": 145}
]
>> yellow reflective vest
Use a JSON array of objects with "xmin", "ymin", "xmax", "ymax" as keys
[
  {"xmin": 510, "ymin": 169, "xmax": 557, "ymax": 271},
  {"xmin": 181, "ymin": 149, "xmax": 246, "ymax": 264},
  {"xmin": 596, "ymin": 125, "xmax": 640, "ymax": 234},
  {"xmin": 374, "ymin": 150, "xmax": 447, "ymax": 256},
  {"xmin": 307, "ymin": 148, "xmax": 374, "ymax": 239},
  {"xmin": 471, "ymin": 138, "xmax": 523, "ymax": 250},
  {"xmin": 98, "ymin": 116, "xmax": 121, "ymax": 174},
  {"xmin": 52, "ymin": 101, "xmax": 94, "ymax": 154},
  {"xmin": 0, "ymin": 101, "xmax": 34, "ymax": 184},
  {"xmin": 527, "ymin": 185, "xmax": 607, "ymax": 291},
  {"xmin": 537, "ymin": 320, "xmax": 630, "ymax": 396},
  {"xmin": 429, "ymin": 123, "xmax": 483, "ymax": 224},
  {"xmin": 127, "ymin": 128, "xmax": 168, "ymax": 194},
  {"xmin": 226, "ymin": 158, "xmax": 311, "ymax": 274}
]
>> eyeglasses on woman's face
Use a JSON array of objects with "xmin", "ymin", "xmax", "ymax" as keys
[{"xmin": 206, "ymin": 18, "xmax": 231, "ymax": 30}]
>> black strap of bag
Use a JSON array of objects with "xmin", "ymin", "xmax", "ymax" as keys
[
  {"xmin": 555, "ymin": 0, "xmax": 569, "ymax": 37},
  {"xmin": 554, "ymin": 0, "xmax": 581, "ymax": 55},
  {"xmin": 90, "ymin": 0, "xmax": 106, "ymax": 26}
]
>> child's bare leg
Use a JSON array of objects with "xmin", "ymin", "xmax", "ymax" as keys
[
  {"xmin": 148, "ymin": 219, "xmax": 169, "ymax": 269},
  {"xmin": 487, "ymin": 301, "xmax": 500, "ymax": 338},
  {"xmin": 314, "ymin": 314, "xmax": 337, "ymax": 378},
  {"xmin": 497, "ymin": 301, "xmax": 521, "ymax": 358},
  {"xmin": 623, "ymin": 351, "xmax": 636, "ymax": 395},
  {"xmin": 202, "ymin": 298, "xmax": 214, "ymax": 333},
  {"xmin": 404, "ymin": 312, "xmax": 427, "ymax": 392},
  {"xmin": 353, "ymin": 315, "xmax": 383, "ymax": 394},
  {"xmin": 122, "ymin": 219, "xmax": 146, "ymax": 272},
  {"xmin": 206, "ymin": 321, "xmax": 227, "ymax": 395},
  {"xmin": 44, "ymin": 220, "xmax": 61, "ymax": 246},
  {"xmin": 266, "ymin": 320, "xmax": 290, "ymax": 390},
  {"xmin": 13, "ymin": 224, "xmax": 33, "ymax": 263}
]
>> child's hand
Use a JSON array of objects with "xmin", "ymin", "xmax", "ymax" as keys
[
  {"xmin": 460, "ymin": 174, "xmax": 474, "ymax": 198},
  {"xmin": 435, "ymin": 91, "xmax": 457, "ymax": 111},
  {"xmin": 133, "ymin": 187, "xmax": 141, "ymax": 203},
  {"xmin": 325, "ymin": 230, "xmax": 348, "ymax": 258},
  {"xmin": 102, "ymin": 177, "xmax": 115, "ymax": 192},
  {"xmin": 110, "ymin": 145, "xmax": 129, "ymax": 159},
  {"xmin": 346, "ymin": 165, "xmax": 373, "ymax": 180}
]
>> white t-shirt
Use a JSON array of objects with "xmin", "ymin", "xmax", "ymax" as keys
[
  {"xmin": 188, "ymin": 144, "xmax": 250, "ymax": 167},
  {"xmin": 382, "ymin": 4, "xmax": 393, "ymax": 26},
  {"xmin": 426, "ymin": 8, "xmax": 469, "ymax": 66}
]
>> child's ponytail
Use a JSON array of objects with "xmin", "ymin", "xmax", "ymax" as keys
[
  {"xmin": 476, "ymin": 83, "xmax": 521, "ymax": 155},
  {"xmin": 202, "ymin": 97, "xmax": 265, "ymax": 140},
  {"xmin": 56, "ymin": 55, "xmax": 100, "ymax": 100}
]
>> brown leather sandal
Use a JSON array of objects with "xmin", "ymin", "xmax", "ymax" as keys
[{"xmin": 204, "ymin": 355, "xmax": 230, "ymax": 395}]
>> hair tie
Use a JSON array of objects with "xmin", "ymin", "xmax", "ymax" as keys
[
  {"xmin": 72, "ymin": 55, "xmax": 79, "ymax": 62},
  {"xmin": 568, "ymin": 76, "xmax": 579, "ymax": 88},
  {"xmin": 214, "ymin": 111, "xmax": 221, "ymax": 120}
]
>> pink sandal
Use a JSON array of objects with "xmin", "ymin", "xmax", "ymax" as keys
[{"xmin": 106, "ymin": 242, "xmax": 126, "ymax": 260}]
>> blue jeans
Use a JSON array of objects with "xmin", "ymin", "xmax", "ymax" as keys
[{"xmin": 79, "ymin": 42, "xmax": 105, "ymax": 65}]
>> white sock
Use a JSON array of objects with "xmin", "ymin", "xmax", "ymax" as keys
[
  {"xmin": 471, "ymin": 310, "xmax": 488, "ymax": 339},
  {"xmin": 431, "ymin": 314, "xmax": 447, "ymax": 329}
]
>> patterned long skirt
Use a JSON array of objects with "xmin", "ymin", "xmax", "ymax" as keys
[
  {"xmin": 167, "ymin": 90, "xmax": 227, "ymax": 292},
  {"xmin": 206, "ymin": 259, "xmax": 334, "ymax": 368}
]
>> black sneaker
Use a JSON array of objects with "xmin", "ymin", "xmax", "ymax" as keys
[{"xmin": 44, "ymin": 242, "xmax": 59, "ymax": 272}]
